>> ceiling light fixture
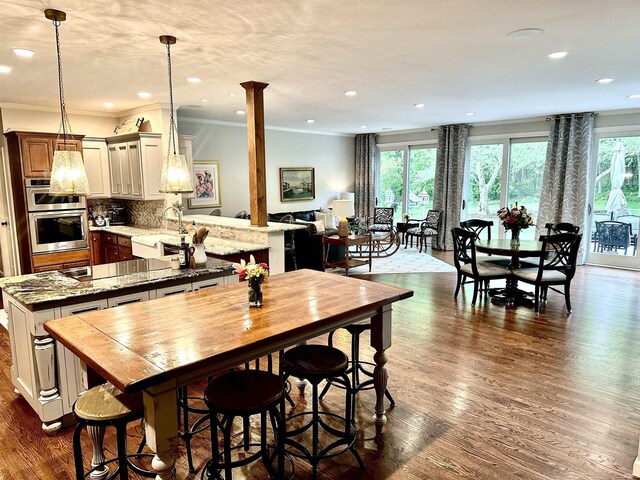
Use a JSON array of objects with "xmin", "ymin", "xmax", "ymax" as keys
[
  {"xmin": 344, "ymin": 90, "xmax": 357, "ymax": 97},
  {"xmin": 187, "ymin": 77, "xmax": 201, "ymax": 84},
  {"xmin": 413, "ymin": 103, "xmax": 425, "ymax": 108},
  {"xmin": 360, "ymin": 125, "xmax": 367, "ymax": 129},
  {"xmin": 597, "ymin": 78, "xmax": 615, "ymax": 84},
  {"xmin": 44, "ymin": 9, "xmax": 90, "ymax": 196},
  {"xmin": 547, "ymin": 51, "xmax": 569, "ymax": 59},
  {"xmin": 0, "ymin": 65, "xmax": 12, "ymax": 74},
  {"xmin": 158, "ymin": 35, "xmax": 193, "ymax": 194},
  {"xmin": 466, "ymin": 112, "xmax": 475, "ymax": 116},
  {"xmin": 628, "ymin": 94, "xmax": 640, "ymax": 99},
  {"xmin": 12, "ymin": 48, "xmax": 36, "ymax": 58},
  {"xmin": 507, "ymin": 28, "xmax": 544, "ymax": 39},
  {"xmin": 102, "ymin": 102, "xmax": 114, "ymax": 108},
  {"xmin": 306, "ymin": 119, "xmax": 315, "ymax": 124},
  {"xmin": 228, "ymin": 92, "xmax": 236, "ymax": 96},
  {"xmin": 201, "ymin": 98, "xmax": 208, "ymax": 102},
  {"xmin": 235, "ymin": 110, "xmax": 245, "ymax": 115},
  {"xmin": 137, "ymin": 91, "xmax": 151, "ymax": 99}
]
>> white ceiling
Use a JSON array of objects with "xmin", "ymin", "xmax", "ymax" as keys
[{"xmin": 1, "ymin": 0, "xmax": 640, "ymax": 134}]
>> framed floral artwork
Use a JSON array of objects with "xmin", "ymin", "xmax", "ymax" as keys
[
  {"xmin": 280, "ymin": 167, "xmax": 315, "ymax": 201},
  {"xmin": 188, "ymin": 160, "xmax": 222, "ymax": 208}
]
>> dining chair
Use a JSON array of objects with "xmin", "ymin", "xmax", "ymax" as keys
[
  {"xmin": 544, "ymin": 222, "xmax": 580, "ymax": 235},
  {"xmin": 511, "ymin": 232, "xmax": 582, "ymax": 313},
  {"xmin": 451, "ymin": 227, "xmax": 511, "ymax": 306}
]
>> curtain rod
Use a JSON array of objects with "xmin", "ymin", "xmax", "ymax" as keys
[{"xmin": 546, "ymin": 112, "xmax": 597, "ymax": 121}]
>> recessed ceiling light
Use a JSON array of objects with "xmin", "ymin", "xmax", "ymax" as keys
[
  {"xmin": 228, "ymin": 92, "xmax": 236, "ymax": 96},
  {"xmin": 201, "ymin": 98, "xmax": 208, "ymax": 102},
  {"xmin": 12, "ymin": 48, "xmax": 36, "ymax": 58},
  {"xmin": 547, "ymin": 51, "xmax": 569, "ymax": 59},
  {"xmin": 235, "ymin": 110, "xmax": 245, "ymax": 115},
  {"xmin": 306, "ymin": 119, "xmax": 315, "ymax": 124},
  {"xmin": 0, "ymin": 65, "xmax": 12, "ymax": 74},
  {"xmin": 360, "ymin": 125, "xmax": 367, "ymax": 129},
  {"xmin": 597, "ymin": 78, "xmax": 615, "ymax": 84},
  {"xmin": 102, "ymin": 102, "xmax": 114, "ymax": 108},
  {"xmin": 507, "ymin": 28, "xmax": 544, "ymax": 39},
  {"xmin": 137, "ymin": 91, "xmax": 151, "ymax": 99},
  {"xmin": 187, "ymin": 77, "xmax": 201, "ymax": 84},
  {"xmin": 344, "ymin": 90, "xmax": 357, "ymax": 97},
  {"xmin": 413, "ymin": 103, "xmax": 425, "ymax": 108},
  {"xmin": 466, "ymin": 112, "xmax": 475, "ymax": 116},
  {"xmin": 628, "ymin": 94, "xmax": 640, "ymax": 99}
]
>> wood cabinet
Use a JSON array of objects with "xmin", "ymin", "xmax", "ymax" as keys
[
  {"xmin": 18, "ymin": 134, "xmax": 83, "ymax": 178},
  {"xmin": 92, "ymin": 231, "xmax": 135, "ymax": 265},
  {"xmin": 83, "ymin": 138, "xmax": 111, "ymax": 198},
  {"xmin": 106, "ymin": 133, "xmax": 163, "ymax": 200},
  {"xmin": 31, "ymin": 249, "xmax": 91, "ymax": 272}
]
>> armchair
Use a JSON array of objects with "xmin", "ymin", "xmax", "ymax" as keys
[{"xmin": 405, "ymin": 210, "xmax": 442, "ymax": 253}]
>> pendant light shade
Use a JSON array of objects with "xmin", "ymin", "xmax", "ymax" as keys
[
  {"xmin": 159, "ymin": 35, "xmax": 193, "ymax": 194},
  {"xmin": 45, "ymin": 9, "xmax": 90, "ymax": 195}
]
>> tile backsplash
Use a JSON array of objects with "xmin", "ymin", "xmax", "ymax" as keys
[{"xmin": 87, "ymin": 199, "xmax": 165, "ymax": 228}]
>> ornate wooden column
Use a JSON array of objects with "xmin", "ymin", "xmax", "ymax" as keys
[{"xmin": 240, "ymin": 81, "xmax": 269, "ymax": 227}]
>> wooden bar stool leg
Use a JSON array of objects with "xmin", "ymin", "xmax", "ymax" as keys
[{"xmin": 87, "ymin": 425, "xmax": 109, "ymax": 480}]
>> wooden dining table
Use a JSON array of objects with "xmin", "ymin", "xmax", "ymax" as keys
[
  {"xmin": 44, "ymin": 269, "xmax": 413, "ymax": 479},
  {"xmin": 475, "ymin": 239, "xmax": 544, "ymax": 306}
]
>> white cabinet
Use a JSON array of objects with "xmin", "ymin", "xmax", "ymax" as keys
[
  {"xmin": 107, "ymin": 290, "xmax": 150, "ymax": 308},
  {"xmin": 106, "ymin": 133, "xmax": 163, "ymax": 200},
  {"xmin": 83, "ymin": 138, "xmax": 111, "ymax": 199}
]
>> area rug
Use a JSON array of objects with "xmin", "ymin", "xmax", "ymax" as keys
[{"xmin": 334, "ymin": 246, "xmax": 456, "ymax": 275}]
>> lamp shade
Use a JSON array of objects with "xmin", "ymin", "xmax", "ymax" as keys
[
  {"xmin": 332, "ymin": 199, "xmax": 355, "ymax": 218},
  {"xmin": 339, "ymin": 192, "xmax": 355, "ymax": 201},
  {"xmin": 159, "ymin": 152, "xmax": 193, "ymax": 193},
  {"xmin": 49, "ymin": 150, "xmax": 90, "ymax": 195}
]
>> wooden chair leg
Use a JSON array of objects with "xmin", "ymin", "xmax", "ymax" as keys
[
  {"xmin": 565, "ymin": 282, "xmax": 572, "ymax": 313},
  {"xmin": 534, "ymin": 285, "xmax": 540, "ymax": 313},
  {"xmin": 471, "ymin": 280, "xmax": 479, "ymax": 306},
  {"xmin": 454, "ymin": 271, "xmax": 462, "ymax": 298}
]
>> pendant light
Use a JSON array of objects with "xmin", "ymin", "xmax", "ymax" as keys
[
  {"xmin": 45, "ymin": 9, "xmax": 90, "ymax": 196},
  {"xmin": 158, "ymin": 35, "xmax": 193, "ymax": 193}
]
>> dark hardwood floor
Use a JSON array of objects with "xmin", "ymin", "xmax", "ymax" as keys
[{"xmin": 1, "ymin": 260, "xmax": 639, "ymax": 479}]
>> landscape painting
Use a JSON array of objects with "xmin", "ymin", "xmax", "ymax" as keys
[
  {"xmin": 188, "ymin": 160, "xmax": 221, "ymax": 208},
  {"xmin": 280, "ymin": 167, "xmax": 315, "ymax": 201}
]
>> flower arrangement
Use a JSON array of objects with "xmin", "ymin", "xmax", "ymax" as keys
[
  {"xmin": 497, "ymin": 203, "xmax": 535, "ymax": 231},
  {"xmin": 233, "ymin": 255, "xmax": 269, "ymax": 285}
]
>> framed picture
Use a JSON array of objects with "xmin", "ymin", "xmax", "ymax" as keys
[
  {"xmin": 280, "ymin": 167, "xmax": 315, "ymax": 202},
  {"xmin": 188, "ymin": 160, "xmax": 222, "ymax": 209}
]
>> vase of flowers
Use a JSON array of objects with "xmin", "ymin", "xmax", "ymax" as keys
[
  {"xmin": 497, "ymin": 203, "xmax": 534, "ymax": 247},
  {"xmin": 233, "ymin": 255, "xmax": 269, "ymax": 308}
]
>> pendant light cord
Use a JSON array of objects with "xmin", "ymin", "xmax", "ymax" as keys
[
  {"xmin": 166, "ymin": 42, "xmax": 177, "ymax": 156},
  {"xmin": 53, "ymin": 18, "xmax": 71, "ymax": 148}
]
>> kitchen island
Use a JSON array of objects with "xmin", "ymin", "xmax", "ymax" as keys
[{"xmin": 1, "ymin": 257, "xmax": 237, "ymax": 434}]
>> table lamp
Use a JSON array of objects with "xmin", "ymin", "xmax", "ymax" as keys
[{"xmin": 332, "ymin": 199, "xmax": 355, "ymax": 237}]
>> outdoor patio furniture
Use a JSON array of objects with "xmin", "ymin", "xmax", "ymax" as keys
[
  {"xmin": 594, "ymin": 221, "xmax": 632, "ymax": 255},
  {"xmin": 616, "ymin": 215, "xmax": 639, "ymax": 256}
]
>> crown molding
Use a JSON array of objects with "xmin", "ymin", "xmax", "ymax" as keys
[
  {"xmin": 0, "ymin": 102, "xmax": 118, "ymax": 118},
  {"xmin": 116, "ymin": 102, "xmax": 171, "ymax": 118},
  {"xmin": 179, "ymin": 116, "xmax": 354, "ymax": 137}
]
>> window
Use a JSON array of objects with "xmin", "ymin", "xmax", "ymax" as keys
[
  {"xmin": 377, "ymin": 146, "xmax": 437, "ymax": 222},
  {"xmin": 463, "ymin": 138, "xmax": 548, "ymax": 240}
]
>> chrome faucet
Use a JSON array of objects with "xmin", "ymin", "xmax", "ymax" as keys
[{"xmin": 162, "ymin": 201, "xmax": 187, "ymax": 235}]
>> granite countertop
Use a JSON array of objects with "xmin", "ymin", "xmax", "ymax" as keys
[
  {"xmin": 167, "ymin": 214, "xmax": 307, "ymax": 233},
  {"xmin": 0, "ymin": 257, "xmax": 236, "ymax": 308},
  {"xmin": 89, "ymin": 225, "xmax": 269, "ymax": 255}
]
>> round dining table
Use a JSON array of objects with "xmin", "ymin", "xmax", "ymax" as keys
[{"xmin": 475, "ymin": 239, "xmax": 544, "ymax": 306}]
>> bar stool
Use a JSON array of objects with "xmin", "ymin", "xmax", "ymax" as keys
[
  {"xmin": 280, "ymin": 344, "xmax": 364, "ymax": 478},
  {"xmin": 72, "ymin": 383, "xmax": 155, "ymax": 480},
  {"xmin": 178, "ymin": 383, "xmax": 212, "ymax": 473},
  {"xmin": 201, "ymin": 370, "xmax": 287, "ymax": 480},
  {"xmin": 319, "ymin": 324, "xmax": 395, "ymax": 419}
]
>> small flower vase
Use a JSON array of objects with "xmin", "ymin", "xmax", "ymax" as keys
[
  {"xmin": 510, "ymin": 229, "xmax": 521, "ymax": 247},
  {"xmin": 248, "ymin": 279, "xmax": 263, "ymax": 308}
]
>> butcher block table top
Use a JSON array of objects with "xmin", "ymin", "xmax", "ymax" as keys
[{"xmin": 44, "ymin": 269, "xmax": 413, "ymax": 394}]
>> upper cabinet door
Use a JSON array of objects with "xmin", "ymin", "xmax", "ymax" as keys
[
  {"xmin": 140, "ymin": 135, "xmax": 164, "ymax": 200},
  {"xmin": 127, "ymin": 142, "xmax": 143, "ymax": 198},
  {"xmin": 83, "ymin": 140, "xmax": 111, "ymax": 198},
  {"xmin": 54, "ymin": 138, "xmax": 82, "ymax": 152},
  {"xmin": 117, "ymin": 144, "xmax": 131, "ymax": 195},
  {"xmin": 108, "ymin": 145, "xmax": 122, "ymax": 195},
  {"xmin": 21, "ymin": 136, "xmax": 53, "ymax": 178}
]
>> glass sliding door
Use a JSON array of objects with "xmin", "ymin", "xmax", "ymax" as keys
[
  {"xmin": 407, "ymin": 146, "xmax": 436, "ymax": 219},
  {"xmin": 507, "ymin": 140, "xmax": 547, "ymax": 241},
  {"xmin": 377, "ymin": 149, "xmax": 406, "ymax": 221},
  {"xmin": 464, "ymin": 143, "xmax": 505, "ymax": 223},
  {"xmin": 586, "ymin": 133, "xmax": 640, "ymax": 268}
]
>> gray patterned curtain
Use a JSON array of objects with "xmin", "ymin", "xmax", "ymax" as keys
[
  {"xmin": 537, "ymin": 113, "xmax": 595, "ymax": 264},
  {"xmin": 354, "ymin": 133, "xmax": 376, "ymax": 218},
  {"xmin": 432, "ymin": 124, "xmax": 470, "ymax": 250}
]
